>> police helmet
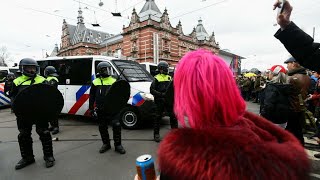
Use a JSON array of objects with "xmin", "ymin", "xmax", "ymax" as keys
[
  {"xmin": 157, "ymin": 61, "xmax": 169, "ymax": 74},
  {"xmin": 97, "ymin": 62, "xmax": 112, "ymax": 77},
  {"xmin": 7, "ymin": 72, "xmax": 15, "ymax": 80},
  {"xmin": 19, "ymin": 58, "xmax": 39, "ymax": 77},
  {"xmin": 44, "ymin": 66, "xmax": 58, "ymax": 77}
]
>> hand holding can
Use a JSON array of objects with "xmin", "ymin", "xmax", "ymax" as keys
[{"xmin": 136, "ymin": 154, "xmax": 156, "ymax": 180}]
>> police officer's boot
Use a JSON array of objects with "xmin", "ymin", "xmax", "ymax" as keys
[
  {"xmin": 15, "ymin": 134, "xmax": 35, "ymax": 170},
  {"xmin": 51, "ymin": 119, "xmax": 59, "ymax": 135},
  {"xmin": 44, "ymin": 156, "xmax": 55, "ymax": 168},
  {"xmin": 52, "ymin": 127, "xmax": 59, "ymax": 135},
  {"xmin": 154, "ymin": 117, "xmax": 161, "ymax": 142},
  {"xmin": 99, "ymin": 125, "xmax": 111, "ymax": 153},
  {"xmin": 38, "ymin": 129, "xmax": 55, "ymax": 168},
  {"xmin": 113, "ymin": 124, "xmax": 126, "ymax": 154}
]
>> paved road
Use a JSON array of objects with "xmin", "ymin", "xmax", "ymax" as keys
[{"xmin": 0, "ymin": 102, "xmax": 319, "ymax": 180}]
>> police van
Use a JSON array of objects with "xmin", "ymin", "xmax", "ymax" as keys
[
  {"xmin": 36, "ymin": 56, "xmax": 155, "ymax": 129},
  {"xmin": 0, "ymin": 66, "xmax": 19, "ymax": 107}
]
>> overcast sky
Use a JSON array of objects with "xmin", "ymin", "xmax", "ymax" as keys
[{"xmin": 0, "ymin": 0, "xmax": 319, "ymax": 71}]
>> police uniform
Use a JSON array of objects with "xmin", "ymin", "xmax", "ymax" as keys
[
  {"xmin": 150, "ymin": 61, "xmax": 178, "ymax": 142},
  {"xmin": 89, "ymin": 62, "xmax": 126, "ymax": 154},
  {"xmin": 12, "ymin": 58, "xmax": 55, "ymax": 170},
  {"xmin": 11, "ymin": 58, "xmax": 55, "ymax": 169},
  {"xmin": 44, "ymin": 66, "xmax": 59, "ymax": 134}
]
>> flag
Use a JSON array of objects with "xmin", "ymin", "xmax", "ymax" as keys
[{"xmin": 132, "ymin": 93, "xmax": 145, "ymax": 106}]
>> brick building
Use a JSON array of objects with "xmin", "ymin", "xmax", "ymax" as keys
[{"xmin": 55, "ymin": 0, "xmax": 242, "ymax": 72}]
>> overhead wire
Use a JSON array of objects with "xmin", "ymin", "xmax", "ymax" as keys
[
  {"xmin": 14, "ymin": 3, "xmax": 120, "ymax": 32},
  {"xmin": 72, "ymin": 0, "xmax": 112, "ymax": 13},
  {"xmin": 171, "ymin": 0, "xmax": 228, "ymax": 20},
  {"xmin": 99, "ymin": 0, "xmax": 145, "ymax": 24}
]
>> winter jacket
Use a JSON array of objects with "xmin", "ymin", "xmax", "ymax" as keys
[
  {"xmin": 158, "ymin": 111, "xmax": 310, "ymax": 180},
  {"xmin": 254, "ymin": 76, "xmax": 262, "ymax": 92},
  {"xmin": 275, "ymin": 22, "xmax": 320, "ymax": 71},
  {"xmin": 287, "ymin": 68, "xmax": 311, "ymax": 112},
  {"xmin": 261, "ymin": 83, "xmax": 292, "ymax": 124},
  {"xmin": 241, "ymin": 79, "xmax": 251, "ymax": 91}
]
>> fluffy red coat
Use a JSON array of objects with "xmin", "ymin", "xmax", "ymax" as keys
[{"xmin": 158, "ymin": 112, "xmax": 310, "ymax": 180}]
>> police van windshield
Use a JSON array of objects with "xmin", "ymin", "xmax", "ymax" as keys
[{"xmin": 112, "ymin": 60, "xmax": 153, "ymax": 82}]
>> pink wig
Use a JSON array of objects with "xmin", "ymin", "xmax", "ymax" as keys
[{"xmin": 174, "ymin": 49, "xmax": 246, "ymax": 128}]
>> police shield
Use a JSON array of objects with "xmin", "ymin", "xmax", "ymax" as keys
[
  {"xmin": 104, "ymin": 80, "xmax": 130, "ymax": 114},
  {"xmin": 13, "ymin": 84, "xmax": 64, "ymax": 121},
  {"xmin": 165, "ymin": 81, "xmax": 174, "ymax": 109}
]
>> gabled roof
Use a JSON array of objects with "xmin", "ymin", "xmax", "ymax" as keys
[
  {"xmin": 138, "ymin": 0, "xmax": 162, "ymax": 22},
  {"xmin": 195, "ymin": 19, "xmax": 210, "ymax": 41},
  {"xmin": 65, "ymin": 24, "xmax": 112, "ymax": 45},
  {"xmin": 64, "ymin": 7, "xmax": 113, "ymax": 45}
]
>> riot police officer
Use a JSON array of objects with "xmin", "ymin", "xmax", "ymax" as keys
[
  {"xmin": 89, "ymin": 62, "xmax": 126, "ymax": 154},
  {"xmin": 12, "ymin": 58, "xmax": 55, "ymax": 169},
  {"xmin": 44, "ymin": 66, "xmax": 60, "ymax": 134},
  {"xmin": 150, "ymin": 61, "xmax": 178, "ymax": 142}
]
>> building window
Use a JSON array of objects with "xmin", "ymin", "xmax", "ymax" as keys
[
  {"xmin": 87, "ymin": 37, "xmax": 90, "ymax": 42},
  {"xmin": 90, "ymin": 31, "xmax": 93, "ymax": 36},
  {"xmin": 98, "ymin": 33, "xmax": 101, "ymax": 38}
]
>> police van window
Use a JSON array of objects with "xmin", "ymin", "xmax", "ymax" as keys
[
  {"xmin": 64, "ymin": 59, "xmax": 92, "ymax": 85},
  {"xmin": 38, "ymin": 58, "xmax": 92, "ymax": 85},
  {"xmin": 112, "ymin": 60, "xmax": 153, "ymax": 82},
  {"xmin": 140, "ymin": 64, "xmax": 146, "ymax": 69}
]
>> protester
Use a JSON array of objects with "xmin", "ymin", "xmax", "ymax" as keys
[
  {"xmin": 260, "ymin": 65, "xmax": 290, "ymax": 129},
  {"xmin": 157, "ymin": 49, "xmax": 309, "ymax": 179},
  {"xmin": 284, "ymin": 57, "xmax": 310, "ymax": 145}
]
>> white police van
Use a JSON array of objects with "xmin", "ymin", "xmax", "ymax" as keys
[
  {"xmin": 36, "ymin": 56, "xmax": 155, "ymax": 129},
  {"xmin": 0, "ymin": 66, "xmax": 19, "ymax": 107}
]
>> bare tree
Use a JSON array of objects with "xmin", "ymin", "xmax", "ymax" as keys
[{"xmin": 0, "ymin": 46, "xmax": 13, "ymax": 67}]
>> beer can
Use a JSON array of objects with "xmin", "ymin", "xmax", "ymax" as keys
[{"xmin": 136, "ymin": 154, "xmax": 156, "ymax": 180}]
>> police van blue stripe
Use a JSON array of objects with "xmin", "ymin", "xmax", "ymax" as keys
[
  {"xmin": 76, "ymin": 85, "xmax": 90, "ymax": 101},
  {"xmin": 0, "ymin": 91, "xmax": 10, "ymax": 101},
  {"xmin": 0, "ymin": 97, "xmax": 7, "ymax": 105},
  {"xmin": 75, "ymin": 75, "xmax": 95, "ymax": 101},
  {"xmin": 0, "ymin": 94, "xmax": 10, "ymax": 104}
]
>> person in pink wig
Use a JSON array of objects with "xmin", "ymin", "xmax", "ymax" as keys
[{"xmin": 157, "ymin": 49, "xmax": 310, "ymax": 180}]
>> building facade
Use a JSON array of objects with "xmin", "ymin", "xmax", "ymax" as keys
[{"xmin": 55, "ymin": 0, "xmax": 242, "ymax": 72}]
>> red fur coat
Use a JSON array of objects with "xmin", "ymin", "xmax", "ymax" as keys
[{"xmin": 158, "ymin": 111, "xmax": 310, "ymax": 180}]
